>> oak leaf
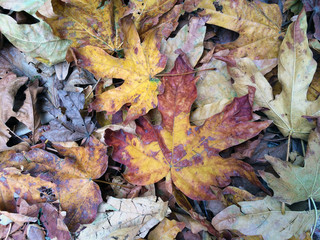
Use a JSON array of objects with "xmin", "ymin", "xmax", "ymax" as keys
[
  {"xmin": 105, "ymin": 53, "xmax": 270, "ymax": 200},
  {"xmin": 226, "ymin": 10, "xmax": 319, "ymax": 140},
  {"xmin": 195, "ymin": 0, "xmax": 282, "ymax": 59},
  {"xmin": 212, "ymin": 196, "xmax": 315, "ymax": 240},
  {"xmin": 260, "ymin": 126, "xmax": 320, "ymax": 204},
  {"xmin": 75, "ymin": 16, "xmax": 166, "ymax": 123},
  {"xmin": 0, "ymin": 137, "xmax": 108, "ymax": 231},
  {"xmin": 40, "ymin": 0, "xmax": 125, "ymax": 53}
]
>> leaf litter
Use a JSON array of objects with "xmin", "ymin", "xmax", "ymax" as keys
[{"xmin": 0, "ymin": 0, "xmax": 319, "ymax": 239}]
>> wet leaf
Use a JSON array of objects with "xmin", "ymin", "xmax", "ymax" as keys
[
  {"xmin": 105, "ymin": 53, "xmax": 270, "ymax": 200},
  {"xmin": 212, "ymin": 196, "xmax": 315, "ymax": 240},
  {"xmin": 195, "ymin": 0, "xmax": 282, "ymax": 59},
  {"xmin": 227, "ymin": 10, "xmax": 319, "ymax": 140},
  {"xmin": 0, "ymin": 14, "xmax": 71, "ymax": 65},
  {"xmin": 75, "ymin": 16, "xmax": 166, "ymax": 123}
]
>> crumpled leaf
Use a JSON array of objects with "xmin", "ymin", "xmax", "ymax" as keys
[
  {"xmin": 43, "ymin": 90, "xmax": 94, "ymax": 142},
  {"xmin": 0, "ymin": 14, "xmax": 71, "ymax": 65},
  {"xmin": 63, "ymin": 68, "xmax": 96, "ymax": 93},
  {"xmin": 194, "ymin": 0, "xmax": 282, "ymax": 59},
  {"xmin": 0, "ymin": 73, "xmax": 34, "ymax": 151},
  {"xmin": 105, "ymin": 53, "xmax": 270, "ymax": 200},
  {"xmin": 0, "ymin": 198, "xmax": 71, "ymax": 240},
  {"xmin": 226, "ymin": 10, "xmax": 319, "ymax": 140},
  {"xmin": 0, "ymin": 137, "xmax": 108, "ymax": 231},
  {"xmin": 148, "ymin": 218, "xmax": 185, "ymax": 240},
  {"xmin": 212, "ymin": 196, "xmax": 315, "ymax": 240},
  {"xmin": 75, "ymin": 17, "xmax": 166, "ymax": 123},
  {"xmin": 40, "ymin": 0, "xmax": 125, "ymax": 53},
  {"xmin": 303, "ymin": 0, "xmax": 320, "ymax": 40},
  {"xmin": 260, "ymin": 126, "xmax": 320, "ymax": 204},
  {"xmin": 77, "ymin": 196, "xmax": 170, "ymax": 239},
  {"xmin": 0, "ymin": 0, "xmax": 46, "ymax": 14},
  {"xmin": 161, "ymin": 16, "xmax": 207, "ymax": 72}
]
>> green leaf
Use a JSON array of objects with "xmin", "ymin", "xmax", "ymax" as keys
[{"xmin": 0, "ymin": 14, "xmax": 71, "ymax": 65}]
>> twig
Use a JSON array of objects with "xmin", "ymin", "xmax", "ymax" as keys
[
  {"xmin": 310, "ymin": 197, "xmax": 318, "ymax": 238},
  {"xmin": 85, "ymin": 78, "xmax": 101, "ymax": 99},
  {"xmin": 4, "ymin": 222, "xmax": 12, "ymax": 240},
  {"xmin": 155, "ymin": 67, "xmax": 216, "ymax": 77}
]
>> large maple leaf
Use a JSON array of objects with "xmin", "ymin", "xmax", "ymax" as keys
[
  {"xmin": 0, "ymin": 137, "xmax": 108, "ymax": 231},
  {"xmin": 75, "ymin": 16, "xmax": 167, "ymax": 123},
  {"xmin": 105, "ymin": 53, "xmax": 270, "ymax": 200},
  {"xmin": 226, "ymin": 10, "xmax": 319, "ymax": 140},
  {"xmin": 194, "ymin": 0, "xmax": 282, "ymax": 59}
]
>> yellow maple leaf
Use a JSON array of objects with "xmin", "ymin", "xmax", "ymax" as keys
[{"xmin": 75, "ymin": 16, "xmax": 166, "ymax": 122}]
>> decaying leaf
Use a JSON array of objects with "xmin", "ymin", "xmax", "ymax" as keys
[
  {"xmin": 0, "ymin": 14, "xmax": 71, "ymax": 65},
  {"xmin": 195, "ymin": 0, "xmax": 282, "ymax": 59},
  {"xmin": 40, "ymin": 0, "xmax": 125, "ymax": 53},
  {"xmin": 148, "ymin": 218, "xmax": 185, "ymax": 240},
  {"xmin": 212, "ymin": 196, "xmax": 315, "ymax": 240},
  {"xmin": 0, "ymin": 0, "xmax": 47, "ymax": 14},
  {"xmin": 161, "ymin": 16, "xmax": 207, "ymax": 72},
  {"xmin": 0, "ymin": 198, "xmax": 71, "ymax": 240},
  {"xmin": 43, "ymin": 90, "xmax": 94, "ymax": 142},
  {"xmin": 105, "ymin": 53, "xmax": 270, "ymax": 200},
  {"xmin": 75, "ymin": 16, "xmax": 166, "ymax": 122},
  {"xmin": 77, "ymin": 196, "xmax": 170, "ymax": 239},
  {"xmin": 0, "ymin": 137, "xmax": 108, "ymax": 231},
  {"xmin": 260, "ymin": 126, "xmax": 320, "ymax": 204},
  {"xmin": 190, "ymin": 56, "xmax": 236, "ymax": 126},
  {"xmin": 227, "ymin": 10, "xmax": 319, "ymax": 140}
]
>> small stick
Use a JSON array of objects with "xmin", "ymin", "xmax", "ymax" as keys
[{"xmin": 155, "ymin": 67, "xmax": 216, "ymax": 77}]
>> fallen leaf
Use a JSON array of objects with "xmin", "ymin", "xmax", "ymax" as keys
[
  {"xmin": 40, "ymin": 0, "xmax": 125, "ymax": 53},
  {"xmin": 0, "ymin": 73, "xmax": 32, "ymax": 151},
  {"xmin": 63, "ymin": 68, "xmax": 96, "ymax": 92},
  {"xmin": 190, "ymin": 56, "xmax": 236, "ymax": 126},
  {"xmin": 148, "ymin": 218, "xmax": 185, "ymax": 240},
  {"xmin": 127, "ymin": 0, "xmax": 178, "ymax": 35},
  {"xmin": 175, "ymin": 213, "xmax": 207, "ymax": 234},
  {"xmin": 161, "ymin": 16, "xmax": 208, "ymax": 72},
  {"xmin": 43, "ymin": 90, "xmax": 94, "ymax": 142},
  {"xmin": 260, "ymin": 125, "xmax": 320, "ymax": 204},
  {"xmin": 303, "ymin": 0, "xmax": 320, "ymax": 40},
  {"xmin": 0, "ymin": 137, "xmax": 108, "ymax": 231},
  {"xmin": 212, "ymin": 196, "xmax": 315, "ymax": 240},
  {"xmin": 0, "ymin": 0, "xmax": 47, "ymax": 14},
  {"xmin": 0, "ymin": 14, "xmax": 71, "ymax": 65},
  {"xmin": 195, "ymin": 0, "xmax": 282, "ymax": 59},
  {"xmin": 75, "ymin": 16, "xmax": 166, "ymax": 122},
  {"xmin": 226, "ymin": 10, "xmax": 319, "ymax": 140},
  {"xmin": 105, "ymin": 53, "xmax": 270, "ymax": 200},
  {"xmin": 284, "ymin": 0, "xmax": 303, "ymax": 14},
  {"xmin": 0, "ymin": 198, "xmax": 71, "ymax": 240},
  {"xmin": 77, "ymin": 196, "xmax": 170, "ymax": 239}
]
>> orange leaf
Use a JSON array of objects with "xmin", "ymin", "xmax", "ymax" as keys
[
  {"xmin": 105, "ymin": 53, "xmax": 270, "ymax": 200},
  {"xmin": 0, "ymin": 137, "xmax": 108, "ymax": 231},
  {"xmin": 75, "ymin": 16, "xmax": 166, "ymax": 122},
  {"xmin": 148, "ymin": 218, "xmax": 185, "ymax": 240}
]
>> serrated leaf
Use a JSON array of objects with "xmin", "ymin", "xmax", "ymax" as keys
[
  {"xmin": 105, "ymin": 54, "xmax": 270, "ymax": 200},
  {"xmin": 212, "ymin": 196, "xmax": 315, "ymax": 240},
  {"xmin": 227, "ymin": 10, "xmax": 319, "ymax": 140},
  {"xmin": 0, "ymin": 14, "xmax": 71, "ymax": 65},
  {"xmin": 75, "ymin": 16, "xmax": 166, "ymax": 123}
]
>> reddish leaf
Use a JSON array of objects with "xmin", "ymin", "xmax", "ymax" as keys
[{"xmin": 105, "ymin": 53, "xmax": 270, "ymax": 200}]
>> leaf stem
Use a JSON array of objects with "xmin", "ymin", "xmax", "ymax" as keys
[
  {"xmin": 310, "ymin": 197, "xmax": 318, "ymax": 238},
  {"xmin": 282, "ymin": 132, "xmax": 292, "ymax": 214},
  {"xmin": 155, "ymin": 67, "xmax": 216, "ymax": 77},
  {"xmin": 93, "ymin": 179, "xmax": 132, "ymax": 189}
]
